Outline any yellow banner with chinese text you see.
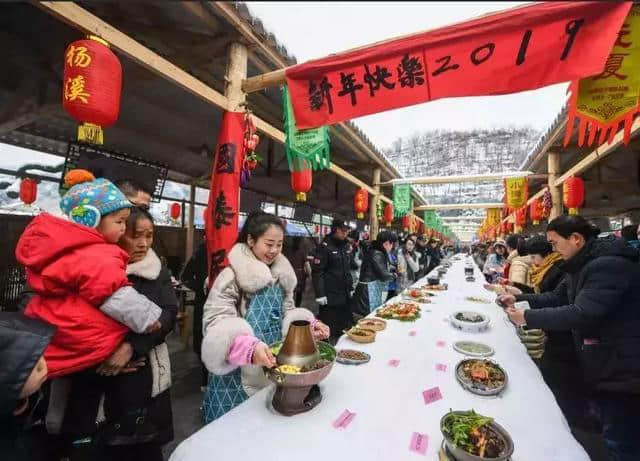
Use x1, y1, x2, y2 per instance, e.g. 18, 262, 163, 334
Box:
565, 5, 640, 147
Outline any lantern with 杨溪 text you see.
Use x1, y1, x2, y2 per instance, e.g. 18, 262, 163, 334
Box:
530, 198, 543, 225
563, 176, 585, 215
354, 188, 368, 220
19, 178, 37, 205
62, 36, 122, 145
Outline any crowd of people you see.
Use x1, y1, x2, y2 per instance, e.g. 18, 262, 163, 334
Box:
4, 167, 639, 460
0, 168, 455, 460
471, 216, 640, 461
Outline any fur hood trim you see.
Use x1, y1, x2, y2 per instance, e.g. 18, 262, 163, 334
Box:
227, 243, 296, 294
126, 248, 162, 280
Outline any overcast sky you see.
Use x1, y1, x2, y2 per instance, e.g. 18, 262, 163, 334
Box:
246, 1, 568, 149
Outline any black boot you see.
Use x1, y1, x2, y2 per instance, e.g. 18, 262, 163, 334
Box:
97, 407, 158, 446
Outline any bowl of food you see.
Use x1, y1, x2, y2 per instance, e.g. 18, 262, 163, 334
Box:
427, 276, 440, 286
464, 267, 474, 276
357, 318, 387, 331
455, 359, 508, 396
336, 349, 371, 365
345, 327, 376, 343
440, 410, 514, 461
265, 341, 336, 387
450, 311, 490, 333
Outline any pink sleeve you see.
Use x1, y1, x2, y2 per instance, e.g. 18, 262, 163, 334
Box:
227, 334, 261, 366
310, 318, 320, 328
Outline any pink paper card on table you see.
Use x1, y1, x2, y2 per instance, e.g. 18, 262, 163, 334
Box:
409, 330, 417, 336
422, 386, 443, 405
436, 340, 446, 348
332, 409, 356, 430
388, 359, 400, 367
409, 432, 429, 455
436, 363, 447, 372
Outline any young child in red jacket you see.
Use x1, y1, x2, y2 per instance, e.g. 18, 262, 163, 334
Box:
16, 170, 162, 379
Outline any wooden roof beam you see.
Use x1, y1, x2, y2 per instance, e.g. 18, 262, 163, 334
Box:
415, 203, 504, 211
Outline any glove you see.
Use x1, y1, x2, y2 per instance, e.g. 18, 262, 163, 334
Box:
349, 290, 355, 298
316, 297, 328, 306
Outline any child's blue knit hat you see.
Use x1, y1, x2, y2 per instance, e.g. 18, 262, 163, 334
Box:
60, 169, 132, 228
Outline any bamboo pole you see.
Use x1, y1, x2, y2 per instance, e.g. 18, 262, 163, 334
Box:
185, 183, 196, 261
382, 171, 535, 186
415, 203, 504, 211
369, 168, 381, 240
547, 151, 563, 219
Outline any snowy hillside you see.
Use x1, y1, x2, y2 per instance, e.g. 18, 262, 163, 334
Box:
384, 127, 541, 217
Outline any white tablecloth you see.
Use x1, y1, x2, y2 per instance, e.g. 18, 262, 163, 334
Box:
170, 255, 588, 461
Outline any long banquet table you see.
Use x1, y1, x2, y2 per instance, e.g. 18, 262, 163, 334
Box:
170, 255, 589, 460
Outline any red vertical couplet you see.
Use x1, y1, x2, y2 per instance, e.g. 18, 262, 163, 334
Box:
205, 111, 245, 288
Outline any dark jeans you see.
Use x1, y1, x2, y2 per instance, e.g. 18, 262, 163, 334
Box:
593, 393, 640, 461
193, 299, 208, 387
318, 303, 354, 344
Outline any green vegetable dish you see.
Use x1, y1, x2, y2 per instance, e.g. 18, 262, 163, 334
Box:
442, 410, 506, 458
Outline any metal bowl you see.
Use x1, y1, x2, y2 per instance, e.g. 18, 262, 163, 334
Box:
455, 359, 508, 396
265, 341, 335, 388
440, 411, 515, 461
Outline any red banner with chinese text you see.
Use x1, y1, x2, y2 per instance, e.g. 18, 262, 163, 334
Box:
205, 111, 244, 289
285, 2, 631, 130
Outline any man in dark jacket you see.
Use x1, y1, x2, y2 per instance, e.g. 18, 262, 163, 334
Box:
500, 215, 640, 461
0, 312, 56, 461
414, 235, 430, 279
312, 219, 357, 344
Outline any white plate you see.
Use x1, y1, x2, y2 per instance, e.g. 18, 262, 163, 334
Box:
453, 340, 494, 357
450, 311, 490, 332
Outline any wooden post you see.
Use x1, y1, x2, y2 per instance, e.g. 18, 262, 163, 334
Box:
185, 183, 196, 261
548, 151, 563, 219
369, 168, 381, 240
225, 42, 248, 110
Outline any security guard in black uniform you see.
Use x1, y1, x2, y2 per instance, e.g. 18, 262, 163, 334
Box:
312, 219, 357, 344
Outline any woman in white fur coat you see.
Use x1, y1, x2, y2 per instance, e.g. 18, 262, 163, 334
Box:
201, 212, 330, 423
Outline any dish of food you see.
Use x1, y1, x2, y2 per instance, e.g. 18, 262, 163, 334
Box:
275, 364, 301, 374
450, 311, 490, 333
345, 327, 376, 343
453, 341, 494, 357
455, 312, 485, 323
441, 410, 513, 460
357, 318, 387, 331
336, 349, 371, 365
422, 283, 447, 291
465, 296, 492, 304
300, 359, 331, 373
376, 302, 421, 321
456, 359, 507, 395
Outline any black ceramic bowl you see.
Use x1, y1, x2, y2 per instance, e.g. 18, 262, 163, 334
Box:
427, 276, 440, 286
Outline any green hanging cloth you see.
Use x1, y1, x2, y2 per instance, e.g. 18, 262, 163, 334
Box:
393, 184, 412, 217
423, 210, 438, 229
283, 85, 331, 171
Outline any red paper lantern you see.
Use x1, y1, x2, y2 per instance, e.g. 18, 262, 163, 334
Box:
402, 215, 411, 231
384, 203, 394, 226
291, 169, 312, 202
63, 36, 122, 144
529, 199, 543, 225
563, 176, 585, 215
515, 207, 527, 227
19, 178, 37, 205
170, 202, 181, 220
353, 188, 369, 220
